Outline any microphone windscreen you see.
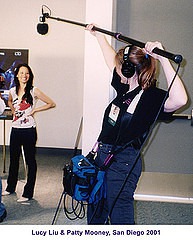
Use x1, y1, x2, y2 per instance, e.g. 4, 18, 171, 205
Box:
37, 23, 49, 35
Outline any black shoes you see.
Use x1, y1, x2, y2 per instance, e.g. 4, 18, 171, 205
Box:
0, 210, 7, 223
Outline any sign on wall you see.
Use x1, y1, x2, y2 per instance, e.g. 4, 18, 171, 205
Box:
0, 49, 28, 108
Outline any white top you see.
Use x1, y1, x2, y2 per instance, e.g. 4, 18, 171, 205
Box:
10, 86, 37, 128
127, 89, 144, 114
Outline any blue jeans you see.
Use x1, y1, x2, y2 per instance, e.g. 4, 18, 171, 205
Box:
0, 178, 6, 217
87, 143, 142, 225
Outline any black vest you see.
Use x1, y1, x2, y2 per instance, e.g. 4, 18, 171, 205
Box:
97, 69, 173, 145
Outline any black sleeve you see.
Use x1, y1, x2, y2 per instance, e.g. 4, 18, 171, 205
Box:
157, 92, 175, 122
158, 108, 175, 122
140, 87, 175, 122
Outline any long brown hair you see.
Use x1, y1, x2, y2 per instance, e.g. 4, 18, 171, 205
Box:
115, 46, 157, 89
14, 63, 34, 105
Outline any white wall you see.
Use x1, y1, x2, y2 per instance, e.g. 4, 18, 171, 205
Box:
0, 0, 115, 151
0, 0, 85, 148
82, 0, 114, 154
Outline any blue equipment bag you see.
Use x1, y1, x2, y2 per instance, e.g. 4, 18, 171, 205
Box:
63, 154, 106, 204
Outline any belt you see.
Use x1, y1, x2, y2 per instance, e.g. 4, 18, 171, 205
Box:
99, 139, 141, 153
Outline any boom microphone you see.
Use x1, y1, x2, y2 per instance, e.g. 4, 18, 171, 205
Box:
37, 5, 183, 63
37, 23, 48, 35
37, 13, 49, 35
37, 6, 50, 35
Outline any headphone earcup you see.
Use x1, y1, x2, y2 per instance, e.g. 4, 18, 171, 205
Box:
121, 61, 135, 78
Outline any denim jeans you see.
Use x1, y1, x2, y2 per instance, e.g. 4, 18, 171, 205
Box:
0, 178, 6, 217
87, 143, 142, 225
6, 127, 37, 199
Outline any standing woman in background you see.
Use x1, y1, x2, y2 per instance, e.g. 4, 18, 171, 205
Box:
2, 63, 56, 202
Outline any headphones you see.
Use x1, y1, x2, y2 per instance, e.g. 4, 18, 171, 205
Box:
121, 45, 136, 78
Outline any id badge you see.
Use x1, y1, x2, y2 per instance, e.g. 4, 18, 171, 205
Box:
108, 104, 120, 126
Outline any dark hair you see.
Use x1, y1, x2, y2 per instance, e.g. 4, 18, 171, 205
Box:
115, 46, 156, 89
14, 63, 34, 105
0, 76, 5, 89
